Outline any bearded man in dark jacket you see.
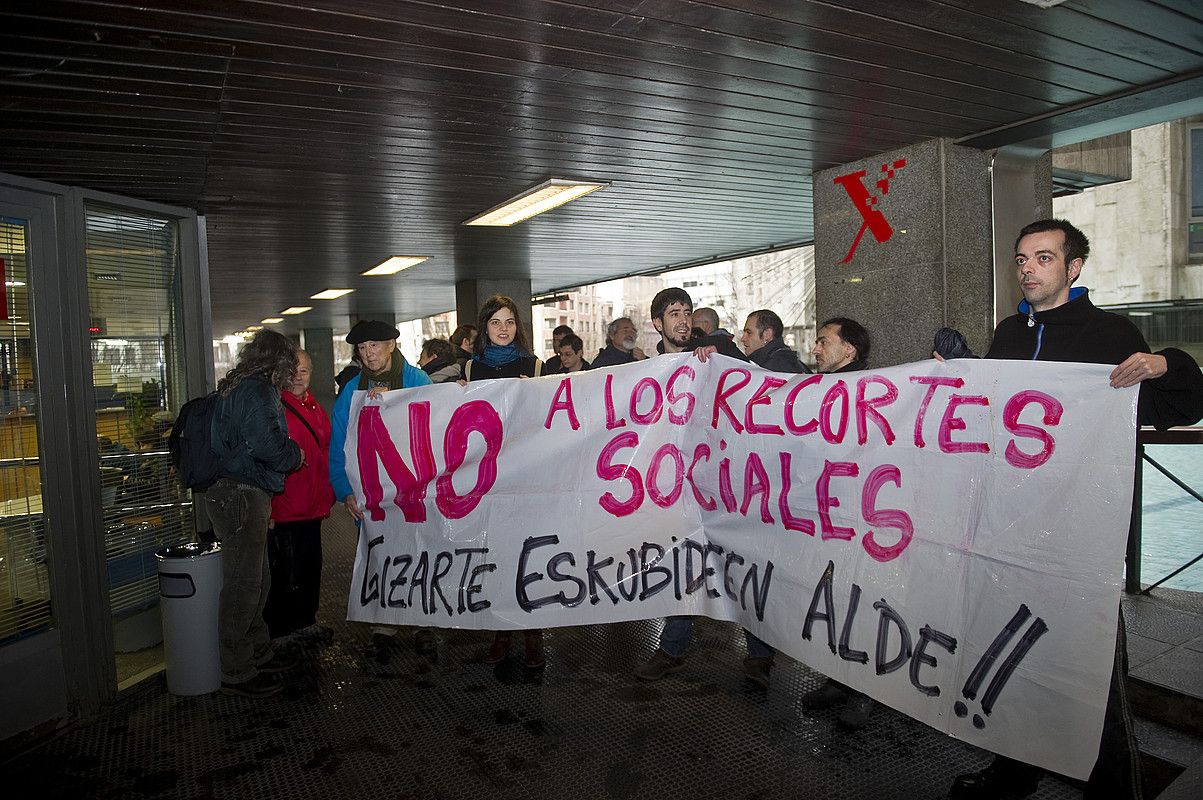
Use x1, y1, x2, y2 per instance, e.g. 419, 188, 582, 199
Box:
633, 287, 779, 688
948, 219, 1203, 800
593, 316, 647, 368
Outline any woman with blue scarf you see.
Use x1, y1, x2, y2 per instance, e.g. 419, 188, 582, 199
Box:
466, 295, 545, 667
464, 295, 542, 381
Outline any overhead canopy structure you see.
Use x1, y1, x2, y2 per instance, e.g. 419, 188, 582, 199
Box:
2, 0, 1202, 335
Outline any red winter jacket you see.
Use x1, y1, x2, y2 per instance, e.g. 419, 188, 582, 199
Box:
271, 389, 335, 522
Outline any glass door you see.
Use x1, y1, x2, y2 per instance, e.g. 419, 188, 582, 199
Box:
0, 214, 51, 646
83, 203, 192, 686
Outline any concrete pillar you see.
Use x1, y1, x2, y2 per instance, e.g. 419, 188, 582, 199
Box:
300, 327, 335, 414
453, 225, 532, 340
814, 137, 1049, 366
991, 146, 1053, 323
455, 278, 534, 349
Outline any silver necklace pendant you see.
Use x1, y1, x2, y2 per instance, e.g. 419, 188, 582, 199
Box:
1027, 316, 1035, 328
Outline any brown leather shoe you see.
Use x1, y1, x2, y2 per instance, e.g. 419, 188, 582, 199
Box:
743, 657, 773, 689
220, 672, 282, 698
633, 649, 685, 681
485, 632, 512, 664
523, 630, 545, 668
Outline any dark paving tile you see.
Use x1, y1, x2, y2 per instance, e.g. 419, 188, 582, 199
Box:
1127, 633, 1176, 670
1158, 757, 1203, 800
1123, 597, 1203, 646
4, 513, 1084, 800
1131, 646, 1203, 699
1134, 717, 1203, 769
1184, 635, 1203, 654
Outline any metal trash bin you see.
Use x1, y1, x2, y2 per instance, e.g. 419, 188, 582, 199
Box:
156, 541, 223, 695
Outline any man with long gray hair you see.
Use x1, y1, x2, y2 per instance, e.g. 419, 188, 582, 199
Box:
592, 317, 647, 368
205, 330, 304, 698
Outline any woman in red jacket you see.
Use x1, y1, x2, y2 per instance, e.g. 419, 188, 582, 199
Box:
264, 351, 336, 639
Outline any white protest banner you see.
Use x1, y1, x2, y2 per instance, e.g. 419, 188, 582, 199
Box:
344, 355, 1137, 779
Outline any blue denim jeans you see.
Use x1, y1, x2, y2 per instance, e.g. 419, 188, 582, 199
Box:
203, 478, 275, 683
659, 615, 775, 660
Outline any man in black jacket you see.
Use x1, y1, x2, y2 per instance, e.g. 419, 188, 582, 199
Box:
740, 309, 811, 373
649, 287, 746, 359
799, 315, 879, 729
593, 317, 647, 368
634, 287, 778, 687
949, 219, 1203, 800
542, 324, 574, 374
810, 317, 870, 374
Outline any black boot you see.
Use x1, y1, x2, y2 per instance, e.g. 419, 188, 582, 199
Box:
949, 756, 1041, 800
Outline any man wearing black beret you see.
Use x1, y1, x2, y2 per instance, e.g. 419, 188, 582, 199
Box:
330, 319, 430, 517
329, 320, 432, 656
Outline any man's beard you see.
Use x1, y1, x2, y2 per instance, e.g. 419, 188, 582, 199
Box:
663, 330, 691, 349
621, 337, 638, 350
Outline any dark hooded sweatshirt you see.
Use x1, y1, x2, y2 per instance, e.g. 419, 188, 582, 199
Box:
986, 287, 1203, 430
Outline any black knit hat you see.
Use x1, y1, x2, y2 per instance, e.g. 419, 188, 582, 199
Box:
346, 320, 399, 345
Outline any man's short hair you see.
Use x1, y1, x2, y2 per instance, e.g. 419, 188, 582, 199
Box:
552, 324, 574, 338
558, 333, 583, 354
450, 324, 476, 348
421, 338, 456, 363
693, 307, 719, 330
748, 309, 784, 340
651, 287, 693, 320
820, 317, 871, 362
1015, 219, 1090, 265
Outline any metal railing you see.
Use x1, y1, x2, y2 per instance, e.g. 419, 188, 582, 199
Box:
1126, 427, 1203, 594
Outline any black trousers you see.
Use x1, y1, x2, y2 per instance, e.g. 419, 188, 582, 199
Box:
263, 517, 324, 639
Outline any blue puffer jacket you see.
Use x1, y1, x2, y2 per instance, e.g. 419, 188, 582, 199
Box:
212, 376, 302, 493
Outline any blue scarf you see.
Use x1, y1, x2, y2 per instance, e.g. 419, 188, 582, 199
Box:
479, 343, 521, 368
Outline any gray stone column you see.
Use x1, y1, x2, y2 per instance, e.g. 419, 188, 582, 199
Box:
455, 278, 534, 349
814, 137, 1048, 367
300, 327, 335, 414
815, 138, 991, 366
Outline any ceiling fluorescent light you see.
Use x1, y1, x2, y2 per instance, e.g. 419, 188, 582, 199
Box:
245, 325, 263, 331
280, 306, 312, 315
464, 179, 608, 226
363, 256, 427, 276
261, 317, 284, 324
310, 288, 354, 300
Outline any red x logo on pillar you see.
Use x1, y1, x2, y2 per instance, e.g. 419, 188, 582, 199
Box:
832, 159, 907, 264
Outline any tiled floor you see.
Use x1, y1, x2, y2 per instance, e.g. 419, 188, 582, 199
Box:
1124, 589, 1203, 700
5, 514, 1085, 800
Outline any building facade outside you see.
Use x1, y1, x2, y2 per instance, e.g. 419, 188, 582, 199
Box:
1053, 117, 1203, 362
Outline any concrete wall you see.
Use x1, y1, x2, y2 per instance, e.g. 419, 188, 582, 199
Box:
1054, 119, 1203, 303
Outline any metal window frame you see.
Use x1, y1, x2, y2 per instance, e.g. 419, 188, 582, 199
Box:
0, 172, 210, 725
1188, 123, 1203, 261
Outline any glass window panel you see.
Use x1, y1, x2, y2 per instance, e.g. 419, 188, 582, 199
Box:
84, 203, 191, 684
0, 215, 51, 643
1190, 222, 1203, 258
1192, 127, 1203, 219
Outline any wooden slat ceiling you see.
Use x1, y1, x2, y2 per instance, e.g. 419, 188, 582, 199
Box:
2, 0, 1203, 335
